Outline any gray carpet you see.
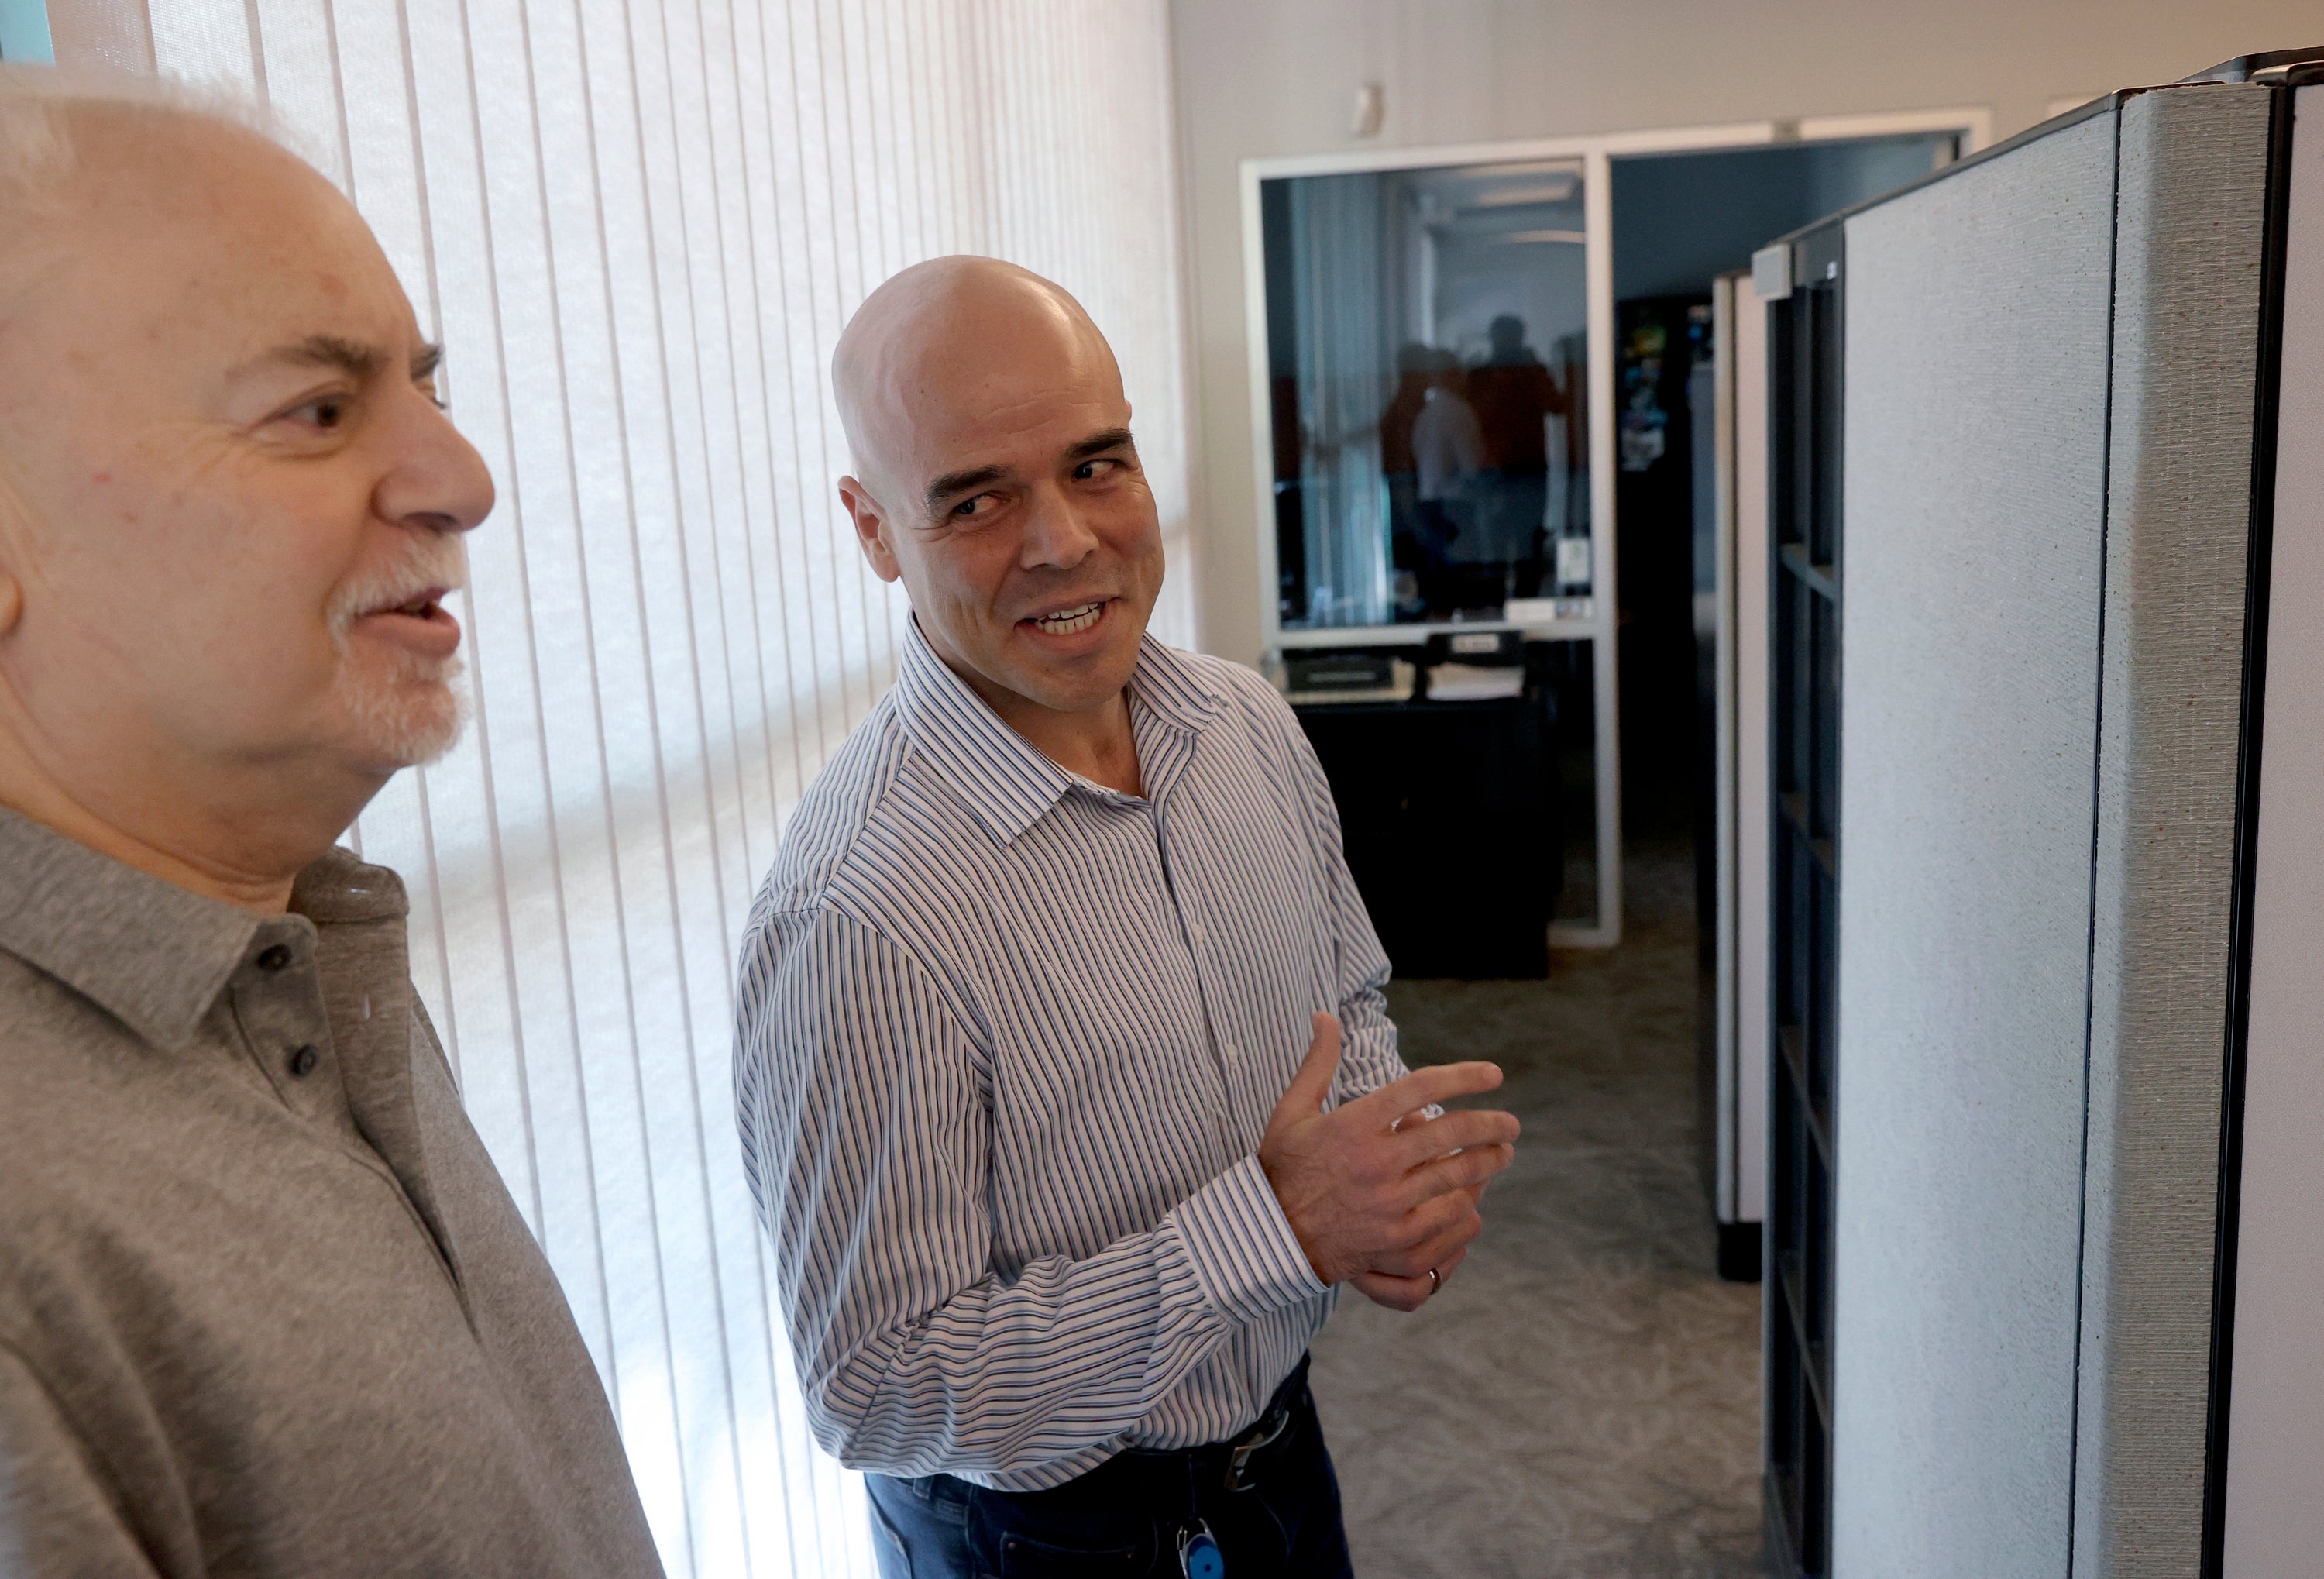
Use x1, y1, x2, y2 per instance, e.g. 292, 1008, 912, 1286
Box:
1310, 848, 1765, 1577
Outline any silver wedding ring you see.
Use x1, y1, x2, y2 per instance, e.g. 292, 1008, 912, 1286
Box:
1425, 1266, 1441, 1295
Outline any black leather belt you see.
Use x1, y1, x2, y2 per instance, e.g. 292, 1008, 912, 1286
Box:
1093, 1356, 1312, 1497
915, 1357, 1316, 1521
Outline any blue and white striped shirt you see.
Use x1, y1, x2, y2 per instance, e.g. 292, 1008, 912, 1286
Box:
733, 621, 1411, 1491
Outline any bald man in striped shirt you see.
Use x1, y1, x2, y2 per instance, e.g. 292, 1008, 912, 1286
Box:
733, 257, 1520, 1579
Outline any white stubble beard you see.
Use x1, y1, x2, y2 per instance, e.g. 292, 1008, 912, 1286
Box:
323, 532, 473, 769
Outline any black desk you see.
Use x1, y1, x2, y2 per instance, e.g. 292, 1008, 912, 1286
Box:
1293, 679, 1561, 979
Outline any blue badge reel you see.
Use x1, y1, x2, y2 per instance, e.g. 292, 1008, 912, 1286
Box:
1177, 1521, 1225, 1579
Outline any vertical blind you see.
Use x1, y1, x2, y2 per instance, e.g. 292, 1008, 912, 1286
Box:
1284, 172, 1394, 628
47, 1, 1197, 1574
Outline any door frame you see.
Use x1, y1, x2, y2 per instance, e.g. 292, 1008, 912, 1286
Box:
1238, 105, 1989, 949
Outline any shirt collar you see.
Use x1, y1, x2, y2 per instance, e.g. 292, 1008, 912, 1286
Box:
0, 806, 407, 1051
892, 617, 1228, 847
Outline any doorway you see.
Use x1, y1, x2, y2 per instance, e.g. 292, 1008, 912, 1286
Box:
1239, 108, 1985, 1575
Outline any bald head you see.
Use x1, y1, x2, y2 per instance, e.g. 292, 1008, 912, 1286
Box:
832, 256, 1123, 504
0, 69, 406, 528
0, 67, 294, 315
830, 256, 1164, 731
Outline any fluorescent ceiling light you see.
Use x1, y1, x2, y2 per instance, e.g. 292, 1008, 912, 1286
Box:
1495, 229, 1588, 244
1449, 159, 1583, 181
1472, 181, 1580, 208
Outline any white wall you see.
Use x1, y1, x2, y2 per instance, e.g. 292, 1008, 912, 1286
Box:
1171, 0, 2324, 661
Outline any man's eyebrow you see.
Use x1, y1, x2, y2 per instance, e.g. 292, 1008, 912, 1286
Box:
1065, 427, 1136, 462
257, 336, 445, 383
923, 463, 1009, 513
919, 429, 1137, 514
264, 334, 382, 377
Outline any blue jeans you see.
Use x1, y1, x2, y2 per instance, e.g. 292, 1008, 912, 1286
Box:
865, 1359, 1353, 1578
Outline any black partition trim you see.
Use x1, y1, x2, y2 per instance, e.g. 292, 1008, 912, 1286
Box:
1764, 218, 1844, 1579
2199, 78, 2298, 1579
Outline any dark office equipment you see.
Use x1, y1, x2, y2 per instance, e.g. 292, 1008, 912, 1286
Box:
1285, 651, 1397, 693
1291, 648, 1562, 979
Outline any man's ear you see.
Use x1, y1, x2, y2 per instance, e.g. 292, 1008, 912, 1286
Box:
836, 475, 903, 584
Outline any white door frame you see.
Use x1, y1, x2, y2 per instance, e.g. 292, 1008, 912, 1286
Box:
1239, 106, 1988, 950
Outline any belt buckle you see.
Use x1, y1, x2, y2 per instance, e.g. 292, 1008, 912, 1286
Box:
1222, 1400, 1292, 1492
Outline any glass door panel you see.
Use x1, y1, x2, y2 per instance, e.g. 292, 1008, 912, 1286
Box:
1260, 160, 1591, 631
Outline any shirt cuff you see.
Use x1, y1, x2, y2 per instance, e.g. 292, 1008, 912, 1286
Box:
1173, 1154, 1329, 1324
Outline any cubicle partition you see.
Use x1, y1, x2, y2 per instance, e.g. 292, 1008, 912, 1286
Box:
1703, 270, 1769, 1283
1752, 56, 2322, 1579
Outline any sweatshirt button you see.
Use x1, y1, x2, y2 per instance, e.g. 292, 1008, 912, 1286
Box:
290, 1044, 320, 1078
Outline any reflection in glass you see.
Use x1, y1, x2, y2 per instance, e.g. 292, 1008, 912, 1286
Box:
1262, 160, 1591, 630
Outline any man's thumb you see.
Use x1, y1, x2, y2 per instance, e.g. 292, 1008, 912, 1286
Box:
1272, 1012, 1343, 1121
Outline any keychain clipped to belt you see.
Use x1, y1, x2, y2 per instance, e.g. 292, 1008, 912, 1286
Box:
1176, 1374, 1297, 1574
1176, 1441, 1225, 1578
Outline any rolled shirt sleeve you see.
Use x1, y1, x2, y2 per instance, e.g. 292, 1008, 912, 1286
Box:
734, 907, 1325, 1482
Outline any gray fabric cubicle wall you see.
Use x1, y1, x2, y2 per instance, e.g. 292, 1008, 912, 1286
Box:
2074, 85, 2273, 1578
1831, 84, 2274, 1577
1833, 105, 2115, 1578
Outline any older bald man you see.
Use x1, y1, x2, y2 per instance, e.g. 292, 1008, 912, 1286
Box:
0, 71, 661, 1576
734, 257, 1520, 1577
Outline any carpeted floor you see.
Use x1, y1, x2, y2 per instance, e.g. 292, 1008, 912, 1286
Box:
1309, 845, 1765, 1578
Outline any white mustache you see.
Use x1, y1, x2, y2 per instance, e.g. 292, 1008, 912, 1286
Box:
326, 534, 470, 642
